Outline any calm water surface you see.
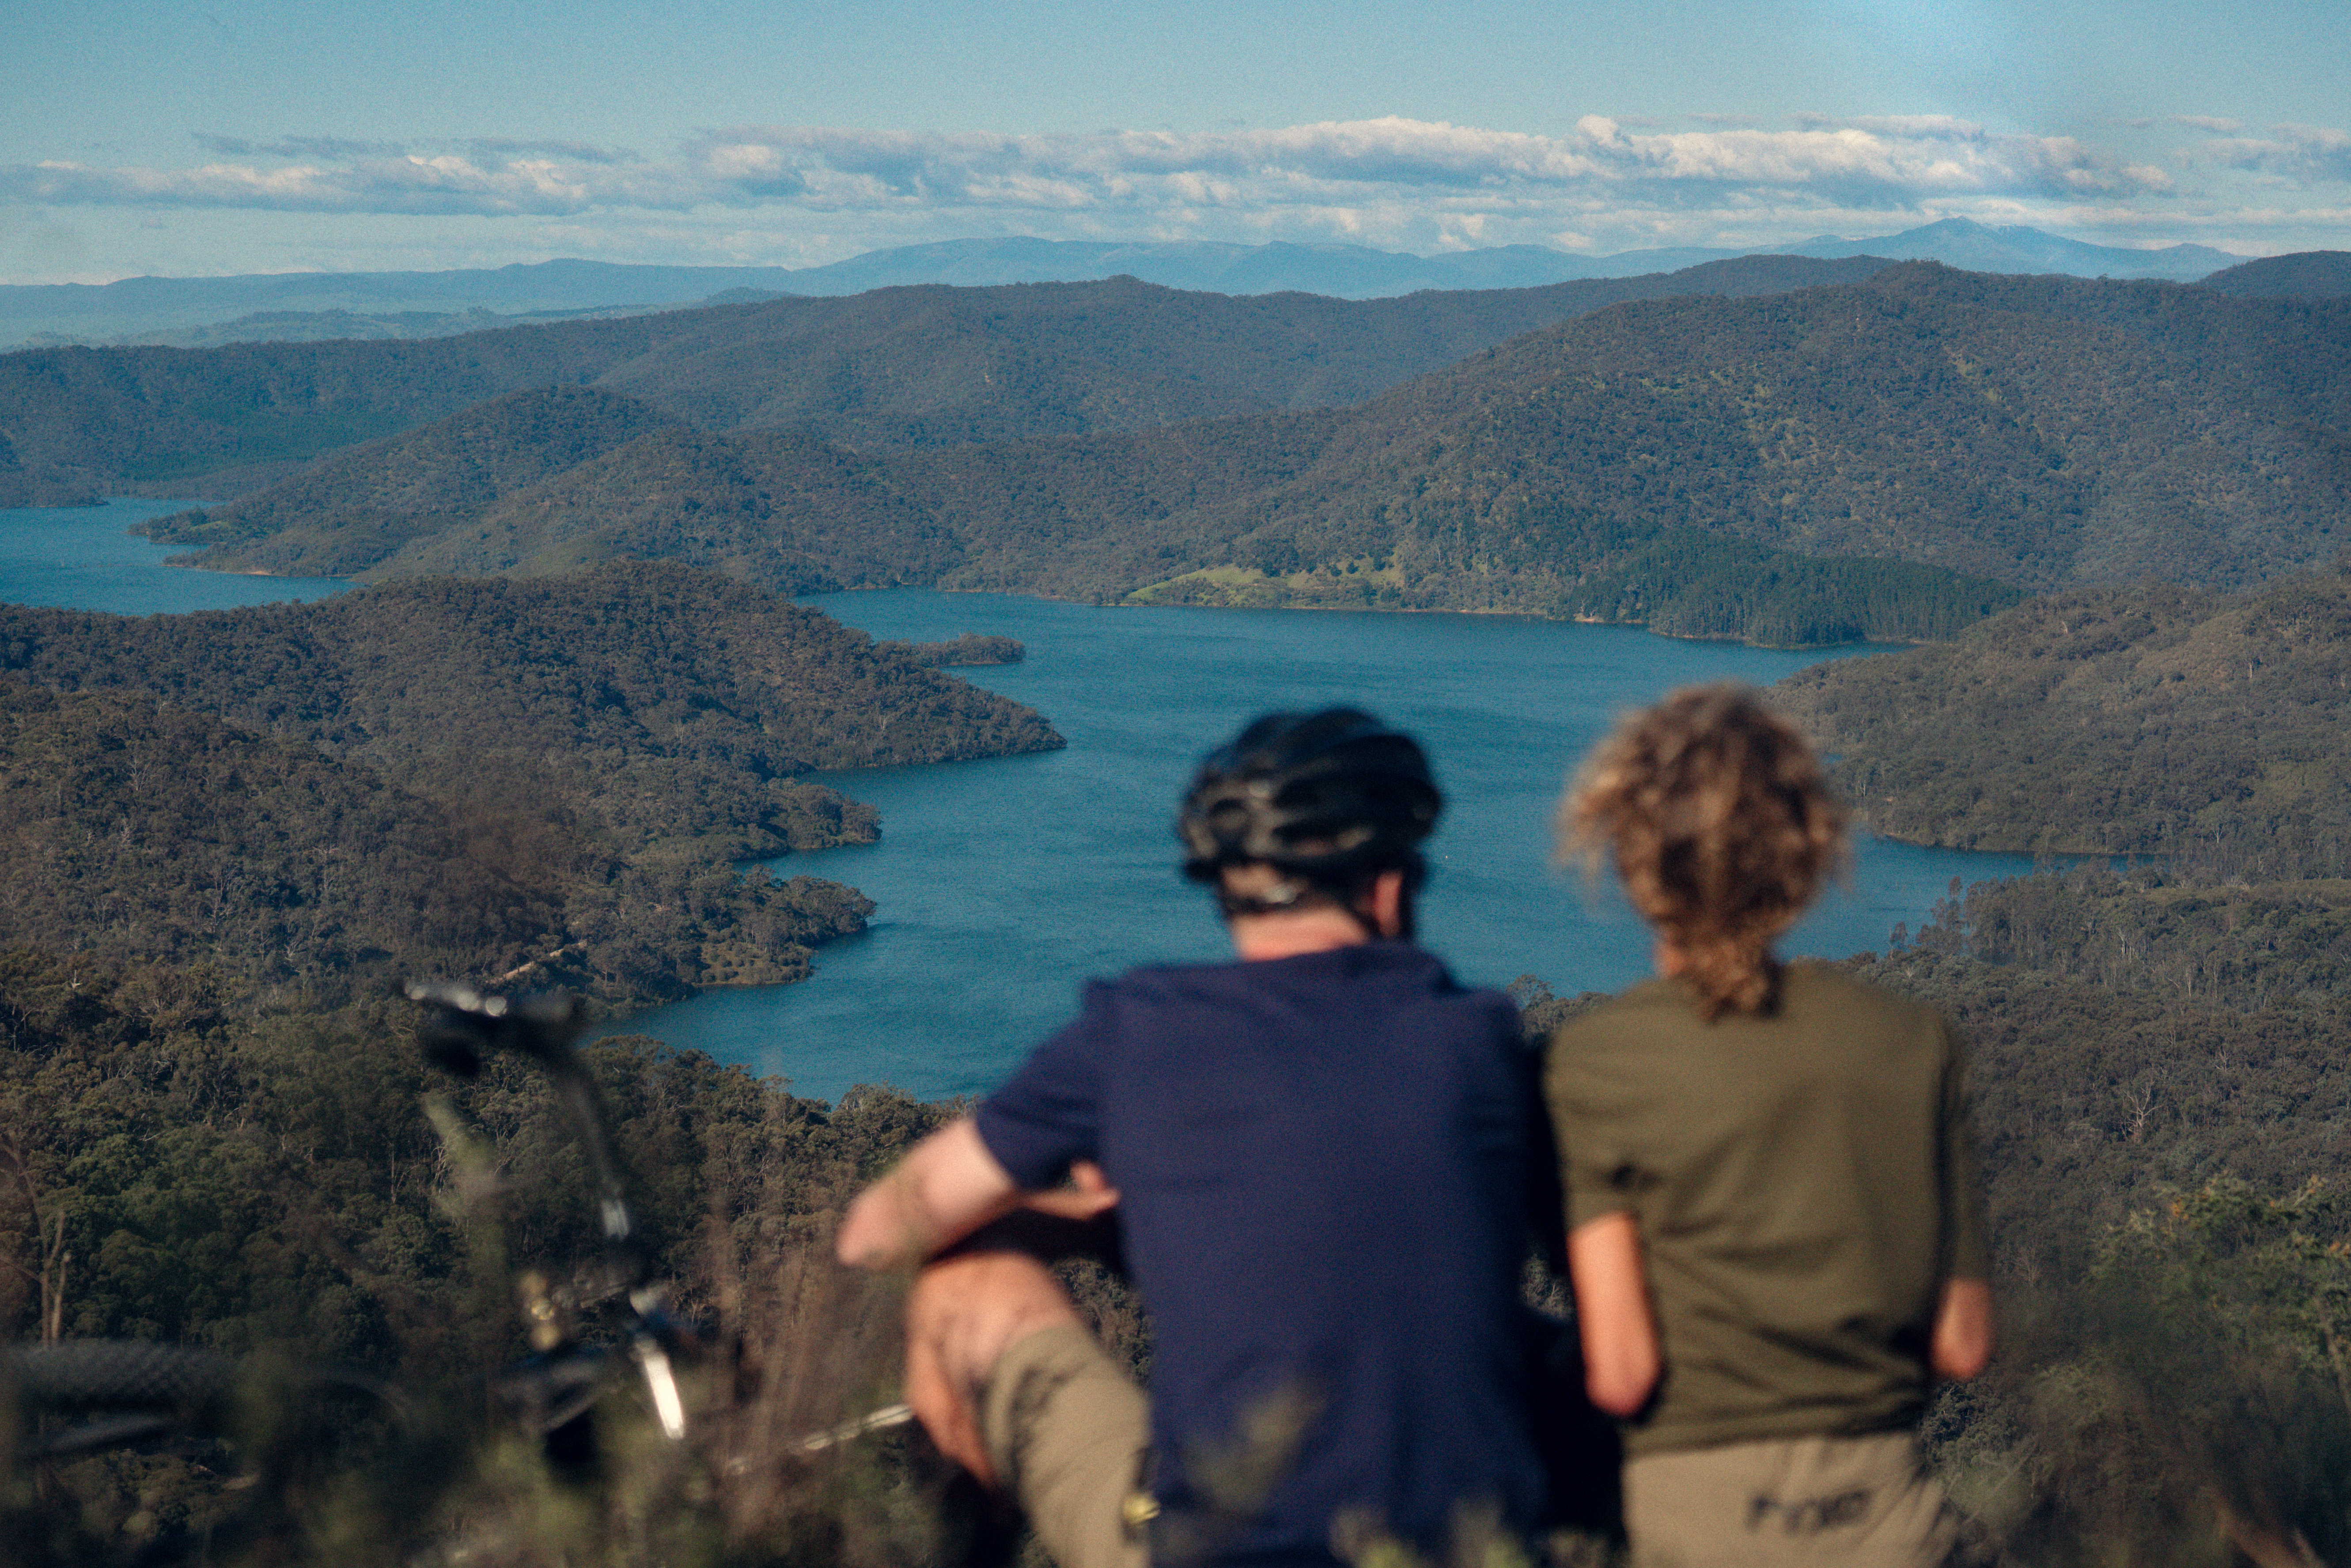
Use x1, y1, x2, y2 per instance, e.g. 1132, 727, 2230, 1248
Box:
610, 591, 2036, 1103
0, 499, 349, 612
0, 507, 2025, 1106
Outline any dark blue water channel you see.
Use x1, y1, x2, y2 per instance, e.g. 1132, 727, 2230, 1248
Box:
611, 590, 2037, 1104
0, 503, 2032, 1106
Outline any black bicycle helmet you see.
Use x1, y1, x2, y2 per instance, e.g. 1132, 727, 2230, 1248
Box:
1177, 709, 1442, 906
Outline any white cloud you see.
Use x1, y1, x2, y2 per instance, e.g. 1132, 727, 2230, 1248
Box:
2196, 123, 2351, 184
3, 115, 2175, 222
2, 115, 2341, 269
0, 140, 713, 219
673, 117, 2167, 214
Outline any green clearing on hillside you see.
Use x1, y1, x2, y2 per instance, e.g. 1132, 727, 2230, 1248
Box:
1134, 529, 2026, 646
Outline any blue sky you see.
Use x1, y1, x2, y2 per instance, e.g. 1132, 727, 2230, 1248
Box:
4, 0, 2346, 282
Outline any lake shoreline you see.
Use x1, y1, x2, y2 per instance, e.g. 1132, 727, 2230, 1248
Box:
1, 508, 2041, 1104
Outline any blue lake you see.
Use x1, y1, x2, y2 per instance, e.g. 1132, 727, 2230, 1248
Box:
0, 503, 2032, 1106
606, 591, 2037, 1104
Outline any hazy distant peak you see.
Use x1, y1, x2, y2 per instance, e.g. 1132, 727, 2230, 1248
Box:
0, 223, 2254, 348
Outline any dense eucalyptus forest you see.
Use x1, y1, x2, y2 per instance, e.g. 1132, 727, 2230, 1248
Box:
4, 252, 2350, 1564
0, 565, 1061, 1010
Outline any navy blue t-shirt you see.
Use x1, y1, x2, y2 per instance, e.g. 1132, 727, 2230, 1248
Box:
974, 941, 1548, 1567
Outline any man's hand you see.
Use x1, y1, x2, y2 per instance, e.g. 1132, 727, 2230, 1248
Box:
903, 1250, 1087, 1487
837, 1117, 1025, 1271
1019, 1159, 1121, 1222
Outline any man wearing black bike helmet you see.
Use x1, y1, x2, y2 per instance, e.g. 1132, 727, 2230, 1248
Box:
839, 709, 1552, 1568
1177, 707, 1439, 933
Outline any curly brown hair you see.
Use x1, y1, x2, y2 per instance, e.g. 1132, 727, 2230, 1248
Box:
1560, 684, 1848, 1019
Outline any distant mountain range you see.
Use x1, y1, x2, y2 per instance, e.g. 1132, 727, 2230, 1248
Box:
1, 219, 2289, 348
132, 264, 2351, 648
14, 299, 721, 351
11, 248, 2347, 648
0, 254, 1890, 504
770, 220, 2249, 297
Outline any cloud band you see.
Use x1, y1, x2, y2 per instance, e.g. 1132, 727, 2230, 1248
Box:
3, 114, 2199, 221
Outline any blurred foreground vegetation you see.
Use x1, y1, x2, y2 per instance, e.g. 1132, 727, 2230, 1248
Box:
0, 946, 1000, 1565
19, 872, 2342, 1566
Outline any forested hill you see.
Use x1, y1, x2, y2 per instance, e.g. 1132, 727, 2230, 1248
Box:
2197, 249, 2351, 299
163, 263, 2347, 647
0, 563, 1063, 1004
152, 385, 685, 574
0, 255, 1889, 505
1772, 564, 2351, 874
0, 561, 1060, 857
0, 681, 704, 1005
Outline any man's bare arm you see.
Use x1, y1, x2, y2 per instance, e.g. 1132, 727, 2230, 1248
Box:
1567, 1210, 1661, 1417
836, 1117, 1024, 1271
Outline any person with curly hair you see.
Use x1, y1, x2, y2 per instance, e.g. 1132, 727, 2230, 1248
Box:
1548, 684, 1993, 1568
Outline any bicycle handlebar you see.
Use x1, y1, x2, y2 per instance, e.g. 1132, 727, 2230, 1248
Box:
8, 1339, 239, 1411
407, 982, 644, 1268
406, 981, 691, 1440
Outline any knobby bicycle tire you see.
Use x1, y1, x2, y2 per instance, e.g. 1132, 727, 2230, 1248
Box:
7, 1340, 240, 1412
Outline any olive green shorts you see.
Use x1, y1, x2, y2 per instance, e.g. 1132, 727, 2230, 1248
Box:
1622, 1431, 1953, 1568
980, 1322, 1152, 1568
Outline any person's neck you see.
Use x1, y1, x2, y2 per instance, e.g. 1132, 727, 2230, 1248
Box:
1229, 907, 1381, 962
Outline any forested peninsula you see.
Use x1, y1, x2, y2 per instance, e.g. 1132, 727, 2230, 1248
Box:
1773, 566, 2351, 873
0, 562, 1061, 1006
123, 263, 2350, 648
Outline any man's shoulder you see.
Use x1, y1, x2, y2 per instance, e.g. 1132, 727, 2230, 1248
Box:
1092, 946, 1520, 1057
